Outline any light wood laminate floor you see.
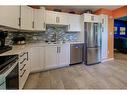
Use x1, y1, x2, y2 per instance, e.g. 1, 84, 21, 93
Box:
24, 52, 127, 89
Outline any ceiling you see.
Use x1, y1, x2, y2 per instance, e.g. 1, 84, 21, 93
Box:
44, 5, 122, 14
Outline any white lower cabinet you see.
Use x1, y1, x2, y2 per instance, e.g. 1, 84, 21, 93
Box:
19, 52, 30, 89
45, 44, 70, 69
30, 46, 44, 72
45, 46, 58, 70
29, 44, 70, 73
58, 44, 70, 67
18, 44, 70, 89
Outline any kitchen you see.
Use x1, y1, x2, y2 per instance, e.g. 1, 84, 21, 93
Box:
0, 5, 124, 89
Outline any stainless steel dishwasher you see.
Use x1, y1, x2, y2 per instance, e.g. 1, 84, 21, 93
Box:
70, 43, 84, 65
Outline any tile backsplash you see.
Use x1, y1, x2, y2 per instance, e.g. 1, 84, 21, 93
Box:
6, 25, 79, 45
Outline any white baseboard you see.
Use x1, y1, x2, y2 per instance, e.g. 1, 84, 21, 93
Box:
102, 58, 114, 62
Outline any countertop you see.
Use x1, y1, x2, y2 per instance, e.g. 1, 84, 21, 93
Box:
0, 41, 84, 56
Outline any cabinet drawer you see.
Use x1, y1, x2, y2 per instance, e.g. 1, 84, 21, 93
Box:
19, 67, 29, 89
19, 58, 27, 68
19, 63, 26, 73
19, 52, 27, 58
19, 69, 26, 89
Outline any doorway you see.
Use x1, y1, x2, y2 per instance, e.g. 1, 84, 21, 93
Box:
114, 16, 127, 60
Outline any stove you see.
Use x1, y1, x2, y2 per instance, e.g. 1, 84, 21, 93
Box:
0, 55, 18, 71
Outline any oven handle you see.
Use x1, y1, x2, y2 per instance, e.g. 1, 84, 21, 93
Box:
0, 62, 18, 77
20, 70, 26, 78
20, 64, 26, 71
0, 82, 5, 86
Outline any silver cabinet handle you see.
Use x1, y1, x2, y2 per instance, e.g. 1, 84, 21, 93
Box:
59, 47, 61, 53
20, 52, 26, 57
27, 52, 28, 61
57, 47, 60, 53
20, 64, 26, 71
18, 17, 21, 26
20, 58, 26, 64
43, 22, 46, 29
20, 70, 26, 78
32, 21, 34, 28
57, 47, 58, 53
69, 24, 70, 29
58, 47, 60, 53
56, 17, 57, 23
58, 17, 60, 23
91, 16, 94, 21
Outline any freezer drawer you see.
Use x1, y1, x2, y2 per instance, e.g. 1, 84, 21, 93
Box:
87, 47, 101, 65
70, 44, 84, 65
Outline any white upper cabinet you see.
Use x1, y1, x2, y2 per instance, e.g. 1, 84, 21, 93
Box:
83, 13, 100, 23
33, 7, 46, 31
45, 10, 55, 25
20, 6, 33, 31
56, 12, 68, 25
45, 10, 68, 25
0, 6, 20, 29
67, 14, 81, 32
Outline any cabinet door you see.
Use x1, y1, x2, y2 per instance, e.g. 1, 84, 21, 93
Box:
84, 13, 100, 23
29, 47, 39, 72
29, 47, 44, 72
20, 6, 33, 31
58, 44, 70, 67
56, 12, 68, 25
45, 10, 55, 24
45, 46, 58, 69
101, 14, 108, 60
68, 14, 81, 32
33, 7, 46, 31
84, 13, 92, 22
0, 6, 20, 29
39, 47, 45, 70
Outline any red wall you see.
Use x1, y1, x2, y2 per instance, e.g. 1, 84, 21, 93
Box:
95, 8, 113, 16
113, 6, 127, 19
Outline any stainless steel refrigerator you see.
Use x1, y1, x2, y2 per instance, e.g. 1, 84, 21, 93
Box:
84, 22, 101, 65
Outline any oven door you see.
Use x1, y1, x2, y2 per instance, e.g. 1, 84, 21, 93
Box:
6, 63, 19, 89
